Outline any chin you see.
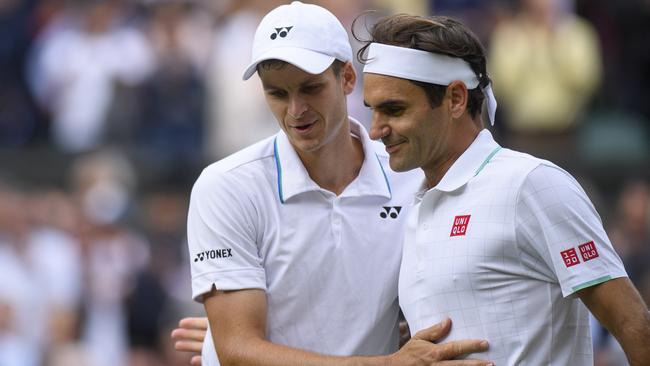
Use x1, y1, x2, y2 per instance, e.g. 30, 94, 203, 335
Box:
389, 154, 421, 172
388, 159, 410, 172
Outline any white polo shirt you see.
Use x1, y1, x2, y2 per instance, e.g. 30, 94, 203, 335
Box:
399, 129, 627, 366
188, 119, 423, 365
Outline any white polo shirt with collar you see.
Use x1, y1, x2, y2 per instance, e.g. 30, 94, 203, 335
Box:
399, 129, 627, 366
188, 119, 423, 365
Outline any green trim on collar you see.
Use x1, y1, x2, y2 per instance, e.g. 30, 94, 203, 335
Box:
474, 146, 502, 177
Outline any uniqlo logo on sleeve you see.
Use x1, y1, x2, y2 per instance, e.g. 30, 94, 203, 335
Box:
450, 215, 471, 237
579, 241, 599, 262
561, 248, 580, 267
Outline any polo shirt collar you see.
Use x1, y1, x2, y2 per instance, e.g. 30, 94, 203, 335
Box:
274, 118, 392, 203
416, 129, 501, 199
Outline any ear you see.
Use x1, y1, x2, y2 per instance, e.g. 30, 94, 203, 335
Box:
447, 80, 468, 119
341, 61, 357, 95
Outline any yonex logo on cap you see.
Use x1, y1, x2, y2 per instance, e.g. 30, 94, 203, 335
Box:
270, 26, 293, 40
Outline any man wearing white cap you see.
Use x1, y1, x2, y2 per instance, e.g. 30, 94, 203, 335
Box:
362, 14, 650, 366
186, 2, 492, 366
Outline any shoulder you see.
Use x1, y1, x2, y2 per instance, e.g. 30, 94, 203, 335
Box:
518, 162, 588, 205
483, 148, 547, 184
192, 135, 277, 197
486, 148, 585, 197
496, 152, 593, 216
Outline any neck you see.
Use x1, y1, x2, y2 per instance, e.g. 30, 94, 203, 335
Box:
424, 117, 482, 189
297, 119, 364, 195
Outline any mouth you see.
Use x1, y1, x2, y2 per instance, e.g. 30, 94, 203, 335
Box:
290, 120, 317, 134
383, 139, 406, 154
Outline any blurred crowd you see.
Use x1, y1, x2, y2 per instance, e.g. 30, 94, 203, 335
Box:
0, 0, 649, 365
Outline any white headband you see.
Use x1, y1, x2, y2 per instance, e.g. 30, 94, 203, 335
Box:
363, 42, 497, 125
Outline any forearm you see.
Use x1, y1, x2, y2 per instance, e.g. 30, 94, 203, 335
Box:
580, 278, 650, 366
609, 307, 650, 366
215, 336, 390, 366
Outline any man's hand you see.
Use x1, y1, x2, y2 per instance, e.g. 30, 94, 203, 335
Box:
388, 318, 492, 366
171, 317, 208, 366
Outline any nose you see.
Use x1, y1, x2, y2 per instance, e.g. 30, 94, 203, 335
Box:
287, 95, 308, 120
369, 112, 390, 141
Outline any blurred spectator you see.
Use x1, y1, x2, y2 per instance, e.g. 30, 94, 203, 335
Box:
428, 0, 514, 46
125, 186, 190, 366
0, 183, 41, 366
489, 0, 601, 154
135, 0, 212, 176
0, 0, 46, 147
69, 150, 149, 366
577, 0, 650, 121
25, 189, 84, 365
29, 0, 154, 152
205, 0, 281, 159
608, 180, 650, 284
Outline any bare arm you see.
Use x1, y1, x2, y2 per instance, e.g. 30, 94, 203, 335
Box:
578, 277, 650, 366
204, 288, 492, 366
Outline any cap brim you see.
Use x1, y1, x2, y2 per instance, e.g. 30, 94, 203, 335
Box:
242, 47, 336, 80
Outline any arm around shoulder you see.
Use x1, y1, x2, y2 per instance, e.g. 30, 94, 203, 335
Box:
578, 277, 650, 366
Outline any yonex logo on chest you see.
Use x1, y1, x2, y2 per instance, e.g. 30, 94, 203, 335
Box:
270, 26, 293, 40
380, 206, 402, 219
450, 215, 471, 237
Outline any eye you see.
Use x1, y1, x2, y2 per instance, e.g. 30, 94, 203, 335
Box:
301, 83, 323, 94
382, 105, 405, 117
266, 89, 287, 99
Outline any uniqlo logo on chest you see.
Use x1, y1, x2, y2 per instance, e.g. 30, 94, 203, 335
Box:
561, 248, 580, 267
450, 215, 471, 237
579, 241, 599, 262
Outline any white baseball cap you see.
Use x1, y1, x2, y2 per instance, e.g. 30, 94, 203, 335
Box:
242, 1, 353, 80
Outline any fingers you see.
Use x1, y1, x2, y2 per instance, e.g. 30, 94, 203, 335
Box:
412, 318, 452, 342
434, 359, 494, 366
434, 339, 490, 360
179, 317, 209, 330
171, 328, 207, 342
174, 339, 204, 353
190, 355, 202, 366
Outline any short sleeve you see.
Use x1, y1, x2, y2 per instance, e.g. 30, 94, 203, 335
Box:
187, 168, 266, 302
515, 163, 627, 297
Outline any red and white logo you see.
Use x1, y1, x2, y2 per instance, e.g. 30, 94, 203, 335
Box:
561, 248, 580, 267
579, 241, 599, 262
450, 215, 471, 237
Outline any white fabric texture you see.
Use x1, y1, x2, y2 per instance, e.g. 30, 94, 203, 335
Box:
188, 119, 423, 365
399, 129, 627, 365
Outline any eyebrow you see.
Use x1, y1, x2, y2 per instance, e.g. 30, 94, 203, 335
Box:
365, 99, 406, 109
263, 75, 326, 91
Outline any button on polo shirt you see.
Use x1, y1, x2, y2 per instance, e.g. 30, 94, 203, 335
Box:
188, 118, 423, 365
399, 129, 627, 366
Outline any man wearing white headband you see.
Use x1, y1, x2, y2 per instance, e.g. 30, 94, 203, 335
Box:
362, 14, 650, 366
182, 2, 494, 366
